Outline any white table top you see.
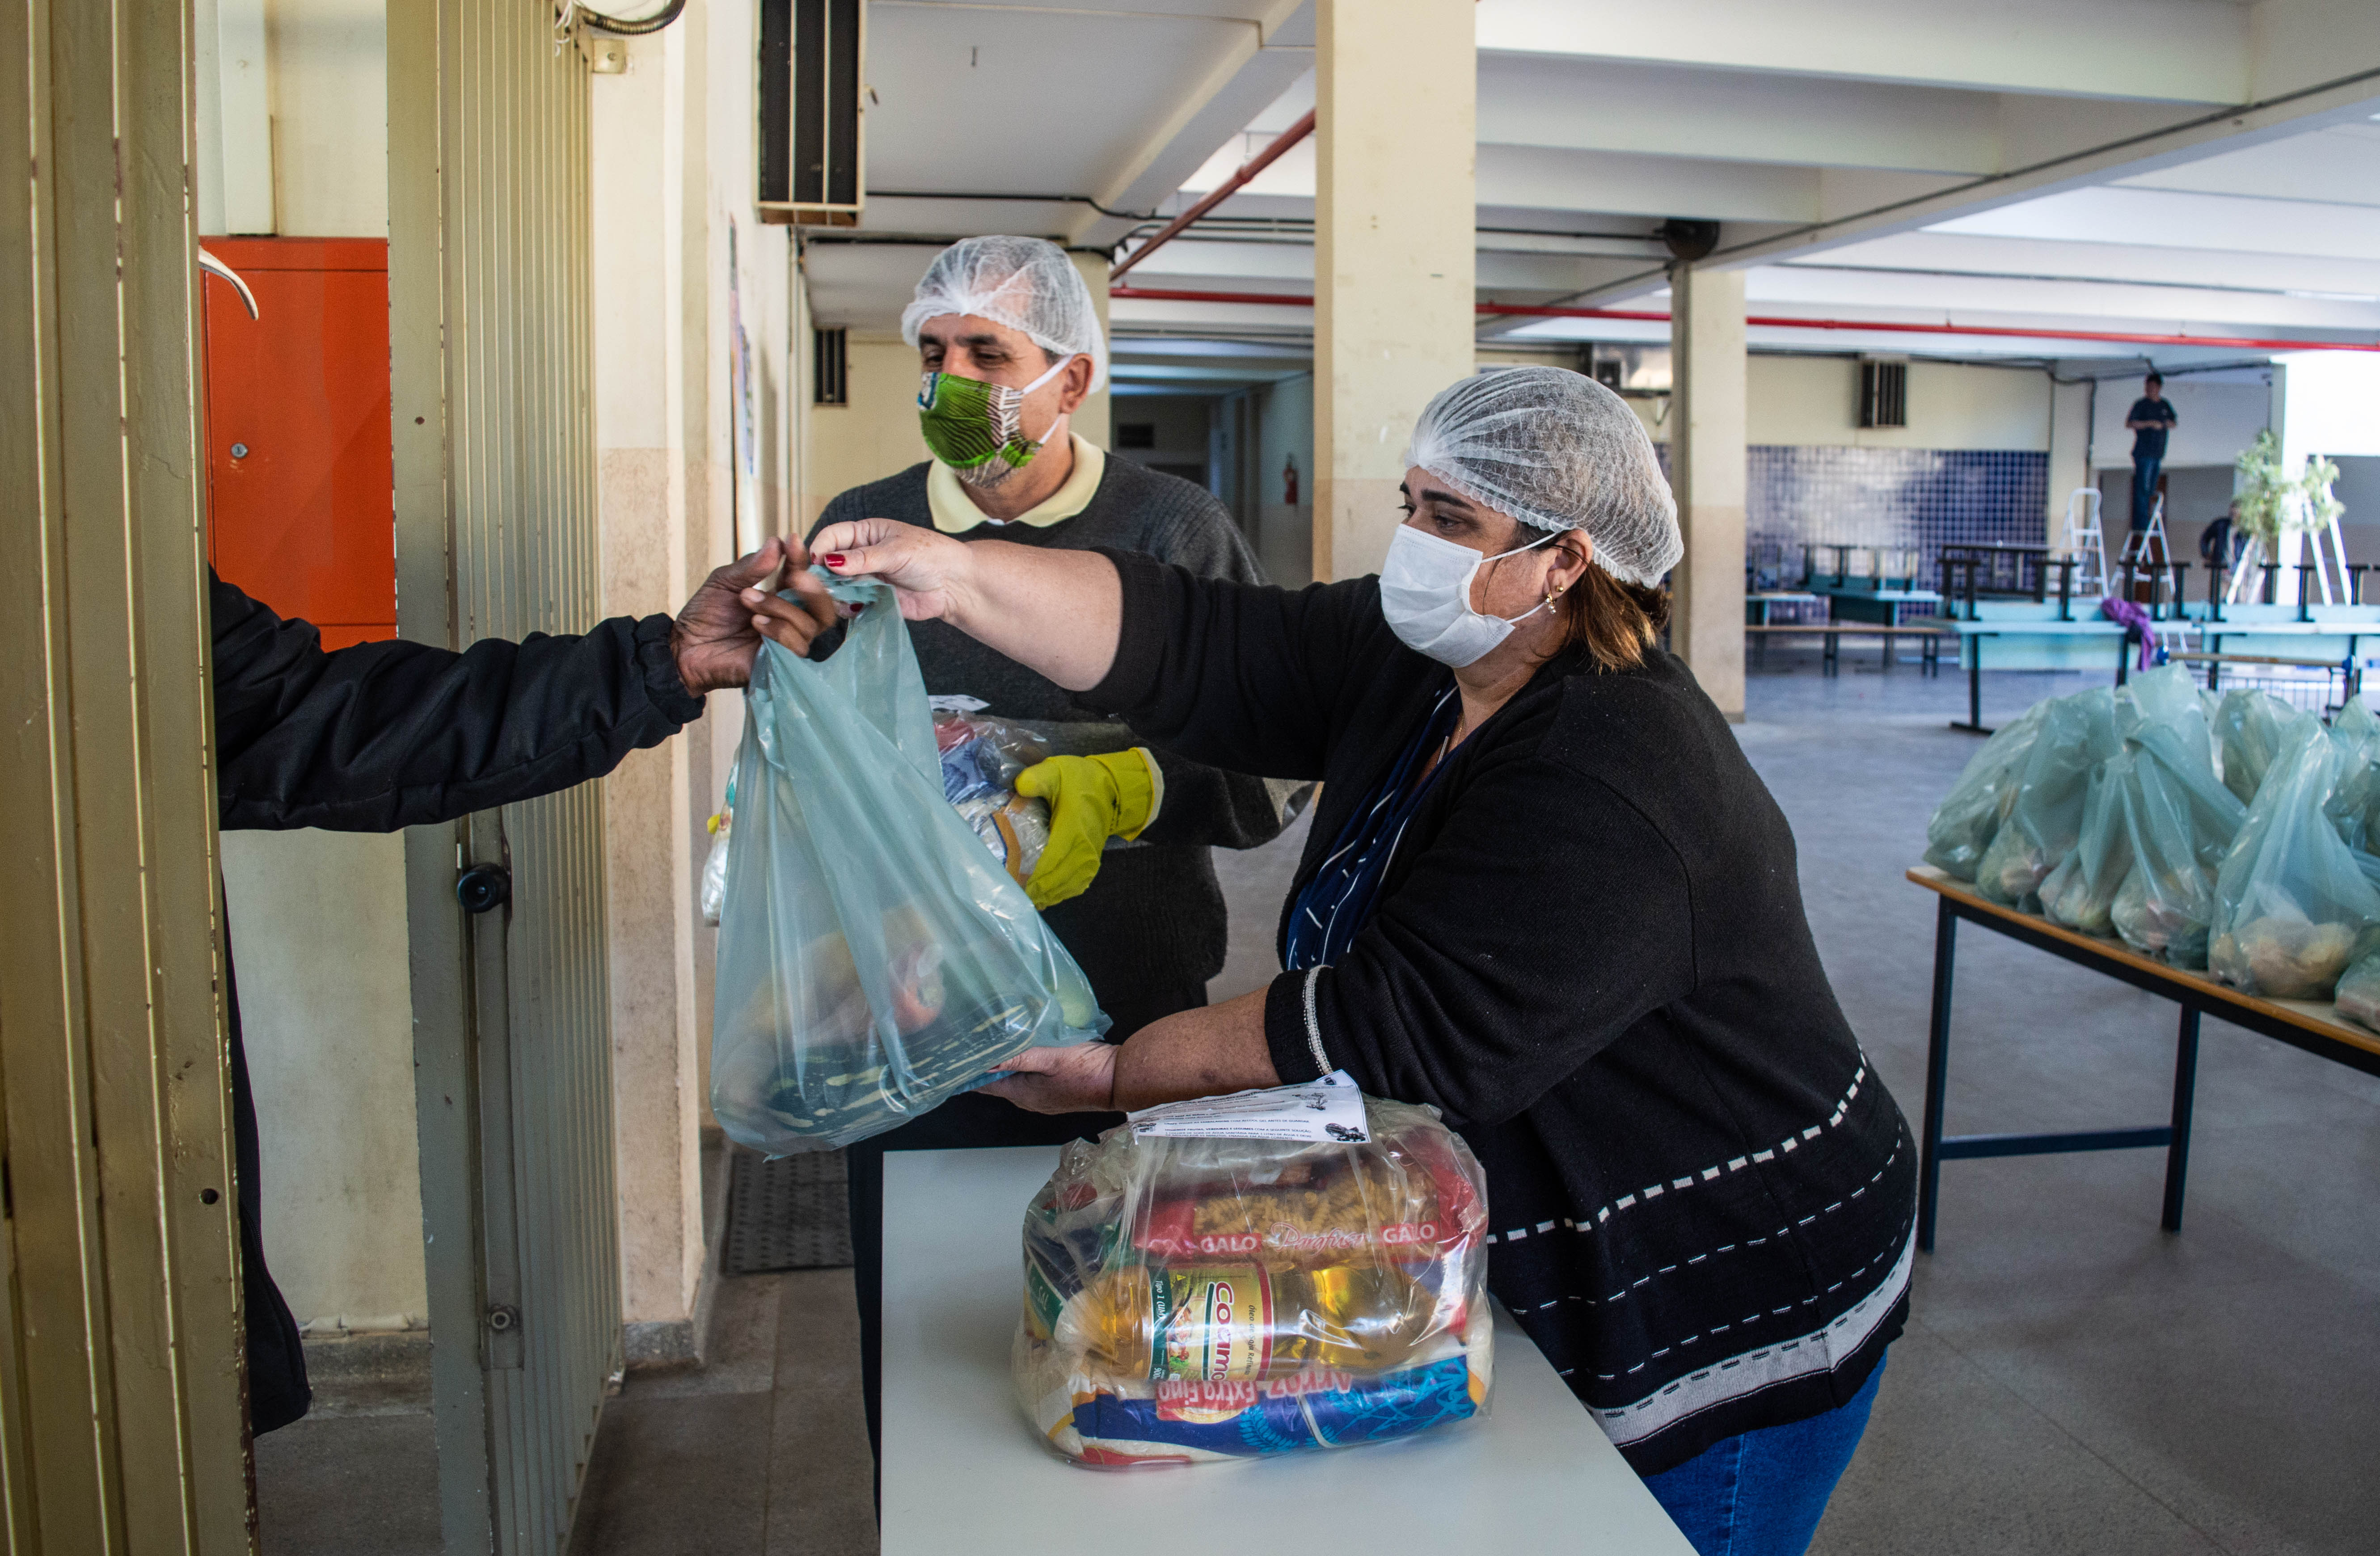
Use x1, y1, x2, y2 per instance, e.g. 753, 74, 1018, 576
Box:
880, 1146, 1694, 1555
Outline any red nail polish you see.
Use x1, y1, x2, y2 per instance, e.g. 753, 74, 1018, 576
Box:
821, 553, 846, 568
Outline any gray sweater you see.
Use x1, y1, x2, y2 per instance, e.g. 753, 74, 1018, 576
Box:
812, 457, 1298, 1017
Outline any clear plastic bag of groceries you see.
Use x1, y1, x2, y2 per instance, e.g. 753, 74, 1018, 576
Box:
2110, 729, 2246, 969
2210, 716, 2380, 999
1013, 1074, 1493, 1468
1923, 704, 2045, 882
2043, 754, 2134, 937
2213, 688, 2303, 806
1975, 687, 2123, 912
932, 698, 1059, 884
709, 573, 1108, 1154
2322, 696, 2380, 854
2334, 941, 2380, 1031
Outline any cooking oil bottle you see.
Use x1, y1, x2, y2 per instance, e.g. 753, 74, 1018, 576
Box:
1069, 1262, 1436, 1382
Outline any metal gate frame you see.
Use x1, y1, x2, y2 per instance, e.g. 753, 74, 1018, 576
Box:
390, 4, 621, 1552
0, 0, 252, 1548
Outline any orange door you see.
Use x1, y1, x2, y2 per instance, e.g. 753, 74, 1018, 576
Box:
201, 237, 394, 650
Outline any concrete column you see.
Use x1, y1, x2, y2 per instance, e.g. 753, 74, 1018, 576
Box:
590, 21, 716, 1370
1312, 0, 1475, 582
2046, 374, 2094, 550
1067, 250, 1113, 448
1670, 265, 1747, 719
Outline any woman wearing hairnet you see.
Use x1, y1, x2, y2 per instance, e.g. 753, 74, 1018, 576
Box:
783, 366, 1914, 1555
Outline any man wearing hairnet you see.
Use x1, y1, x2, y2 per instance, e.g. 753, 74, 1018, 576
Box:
809, 235, 1303, 1472
791, 366, 1915, 1556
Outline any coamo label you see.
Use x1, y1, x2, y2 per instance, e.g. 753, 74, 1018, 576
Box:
1147, 1265, 1276, 1382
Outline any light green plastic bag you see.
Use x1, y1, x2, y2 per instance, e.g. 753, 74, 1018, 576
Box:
709, 572, 1108, 1153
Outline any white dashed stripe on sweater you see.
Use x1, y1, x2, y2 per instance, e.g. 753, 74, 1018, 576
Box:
1588, 1224, 1912, 1447
1484, 1059, 1869, 1247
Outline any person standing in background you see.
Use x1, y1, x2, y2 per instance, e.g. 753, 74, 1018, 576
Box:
2126, 372, 2178, 532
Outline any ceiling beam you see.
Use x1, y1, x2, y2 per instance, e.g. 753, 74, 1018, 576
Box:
1699, 71, 2380, 270
1477, 54, 2192, 177
1475, 0, 2249, 103
1068, 0, 1313, 245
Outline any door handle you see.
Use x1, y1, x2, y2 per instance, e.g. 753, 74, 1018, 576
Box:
456, 863, 512, 915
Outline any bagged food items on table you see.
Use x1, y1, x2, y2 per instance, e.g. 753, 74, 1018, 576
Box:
2334, 943, 2380, 1031
1924, 705, 2046, 881
932, 698, 1060, 884
1975, 687, 2123, 912
2322, 696, 2380, 854
2111, 735, 2246, 968
2209, 717, 2380, 999
1014, 1074, 1492, 1467
2044, 754, 2134, 936
2213, 689, 2307, 806
709, 572, 1108, 1154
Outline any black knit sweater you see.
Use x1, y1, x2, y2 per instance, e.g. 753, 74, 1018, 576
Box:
1084, 556, 1916, 1475
812, 458, 1297, 1006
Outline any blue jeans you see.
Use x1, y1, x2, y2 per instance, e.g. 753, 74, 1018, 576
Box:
2131, 457, 2163, 531
1643, 1354, 1886, 1556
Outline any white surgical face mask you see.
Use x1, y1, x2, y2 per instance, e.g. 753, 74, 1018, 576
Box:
1379, 522, 1561, 668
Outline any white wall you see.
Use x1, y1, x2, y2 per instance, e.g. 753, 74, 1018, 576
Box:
2090, 376, 2271, 471
223, 831, 426, 1333
267, 0, 387, 236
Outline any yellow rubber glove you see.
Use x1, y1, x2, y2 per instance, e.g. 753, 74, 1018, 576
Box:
1013, 749, 1157, 910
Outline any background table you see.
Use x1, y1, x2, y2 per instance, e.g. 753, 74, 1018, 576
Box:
881, 1146, 1694, 1555
1907, 866, 2380, 1250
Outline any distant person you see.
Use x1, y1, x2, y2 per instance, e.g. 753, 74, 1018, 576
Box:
2125, 372, 2178, 532
2199, 503, 2247, 575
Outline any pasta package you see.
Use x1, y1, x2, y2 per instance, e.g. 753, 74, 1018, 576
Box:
1013, 1075, 1494, 1468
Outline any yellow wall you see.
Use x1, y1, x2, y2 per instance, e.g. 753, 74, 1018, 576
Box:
1747, 356, 2049, 451
800, 334, 933, 533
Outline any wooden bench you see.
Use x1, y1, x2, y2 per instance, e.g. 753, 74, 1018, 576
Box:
1744, 622, 1950, 677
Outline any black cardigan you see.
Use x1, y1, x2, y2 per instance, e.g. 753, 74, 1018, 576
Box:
1085, 555, 1916, 1475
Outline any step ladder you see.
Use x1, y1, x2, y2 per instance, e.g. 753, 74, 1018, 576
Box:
2059, 487, 2108, 597
2117, 490, 2169, 572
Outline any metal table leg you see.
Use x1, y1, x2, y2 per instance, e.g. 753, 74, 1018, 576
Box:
1951, 642, 1993, 734
2162, 1005, 2201, 1232
1918, 897, 1957, 1252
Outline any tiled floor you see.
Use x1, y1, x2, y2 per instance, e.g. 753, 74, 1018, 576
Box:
565, 1269, 876, 1556
255, 654, 2380, 1555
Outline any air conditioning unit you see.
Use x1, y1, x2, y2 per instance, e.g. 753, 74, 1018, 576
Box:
758, 0, 863, 226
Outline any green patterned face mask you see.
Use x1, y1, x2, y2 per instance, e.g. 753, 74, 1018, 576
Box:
916, 356, 1071, 486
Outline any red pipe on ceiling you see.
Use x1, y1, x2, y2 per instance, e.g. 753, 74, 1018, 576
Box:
1107, 284, 2380, 353
1109, 111, 1317, 283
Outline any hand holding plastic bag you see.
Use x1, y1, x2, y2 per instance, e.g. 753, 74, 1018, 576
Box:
709, 573, 1108, 1153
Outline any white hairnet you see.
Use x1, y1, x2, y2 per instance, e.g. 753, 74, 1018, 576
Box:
1404, 367, 1683, 587
900, 236, 1108, 392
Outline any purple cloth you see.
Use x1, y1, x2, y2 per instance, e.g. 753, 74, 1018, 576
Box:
2101, 596, 2155, 669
